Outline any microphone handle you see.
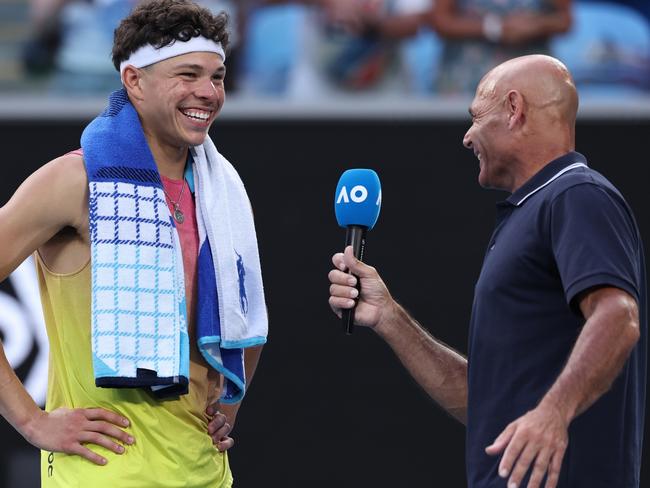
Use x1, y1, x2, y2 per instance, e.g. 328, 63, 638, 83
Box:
343, 225, 367, 335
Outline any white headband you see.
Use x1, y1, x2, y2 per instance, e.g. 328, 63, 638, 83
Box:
119, 36, 225, 77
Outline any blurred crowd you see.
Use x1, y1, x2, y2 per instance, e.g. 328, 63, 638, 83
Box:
15, 0, 650, 98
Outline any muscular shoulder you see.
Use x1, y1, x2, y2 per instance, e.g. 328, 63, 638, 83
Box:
0, 152, 89, 278
21, 152, 89, 230
43, 152, 87, 190
50, 152, 88, 228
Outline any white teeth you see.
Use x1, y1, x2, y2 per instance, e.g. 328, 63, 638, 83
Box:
182, 110, 210, 121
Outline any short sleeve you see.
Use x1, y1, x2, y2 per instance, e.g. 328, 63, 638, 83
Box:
550, 183, 641, 311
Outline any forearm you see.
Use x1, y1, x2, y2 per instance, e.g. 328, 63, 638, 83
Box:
431, 3, 571, 41
528, 11, 572, 38
430, 10, 484, 40
219, 345, 264, 423
29, 0, 69, 25
540, 292, 639, 423
0, 344, 42, 440
377, 13, 427, 39
375, 302, 468, 423
244, 344, 263, 388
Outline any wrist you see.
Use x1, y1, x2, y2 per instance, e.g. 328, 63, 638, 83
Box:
374, 299, 402, 337
19, 408, 46, 444
482, 13, 503, 42
539, 391, 576, 424
219, 401, 240, 416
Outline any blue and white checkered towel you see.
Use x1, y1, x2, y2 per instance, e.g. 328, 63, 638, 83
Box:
81, 89, 267, 402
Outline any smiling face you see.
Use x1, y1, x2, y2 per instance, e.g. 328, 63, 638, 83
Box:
462, 81, 517, 192
135, 51, 226, 152
462, 56, 581, 194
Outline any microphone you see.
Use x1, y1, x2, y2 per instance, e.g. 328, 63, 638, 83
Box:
334, 169, 382, 335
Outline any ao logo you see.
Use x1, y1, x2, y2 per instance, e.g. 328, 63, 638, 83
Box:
0, 256, 48, 406
337, 185, 382, 206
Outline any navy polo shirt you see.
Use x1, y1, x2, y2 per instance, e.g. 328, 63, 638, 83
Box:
466, 152, 647, 487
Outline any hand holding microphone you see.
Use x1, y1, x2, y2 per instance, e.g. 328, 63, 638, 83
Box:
332, 169, 382, 334
329, 247, 394, 334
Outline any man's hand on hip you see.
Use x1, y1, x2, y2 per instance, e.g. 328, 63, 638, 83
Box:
206, 401, 234, 452
24, 407, 134, 465
485, 402, 569, 488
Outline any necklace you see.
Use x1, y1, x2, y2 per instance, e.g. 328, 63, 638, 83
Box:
163, 179, 186, 224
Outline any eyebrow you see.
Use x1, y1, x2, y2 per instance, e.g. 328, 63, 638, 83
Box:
173, 63, 226, 75
174, 63, 205, 71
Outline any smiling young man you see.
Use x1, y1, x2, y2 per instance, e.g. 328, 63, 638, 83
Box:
0, 1, 266, 486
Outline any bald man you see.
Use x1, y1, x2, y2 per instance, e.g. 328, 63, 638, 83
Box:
328, 55, 646, 488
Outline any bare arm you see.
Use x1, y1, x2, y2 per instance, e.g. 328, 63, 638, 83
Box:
488, 286, 640, 488
329, 246, 468, 423
0, 154, 133, 464
541, 287, 639, 420
0, 156, 77, 432
430, 0, 571, 44
0, 155, 86, 280
374, 302, 468, 423
374, 12, 429, 39
242, 344, 264, 396
217, 344, 264, 425
29, 0, 72, 25
207, 344, 264, 450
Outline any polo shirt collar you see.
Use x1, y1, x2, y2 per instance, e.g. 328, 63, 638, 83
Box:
506, 151, 588, 207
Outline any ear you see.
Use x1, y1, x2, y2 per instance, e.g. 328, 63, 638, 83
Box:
505, 90, 525, 130
121, 65, 145, 101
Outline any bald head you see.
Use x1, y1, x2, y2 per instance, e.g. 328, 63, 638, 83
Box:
464, 55, 580, 192
478, 55, 578, 133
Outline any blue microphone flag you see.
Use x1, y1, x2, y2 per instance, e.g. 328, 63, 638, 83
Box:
335, 169, 382, 230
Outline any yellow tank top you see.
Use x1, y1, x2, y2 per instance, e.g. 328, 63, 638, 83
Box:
36, 255, 232, 488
